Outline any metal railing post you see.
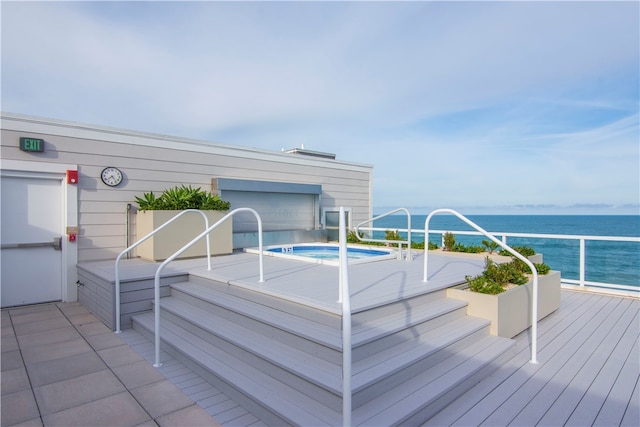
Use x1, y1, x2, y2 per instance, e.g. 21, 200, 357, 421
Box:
152, 207, 264, 367
338, 207, 352, 426
579, 238, 586, 288
424, 208, 539, 364
153, 270, 162, 367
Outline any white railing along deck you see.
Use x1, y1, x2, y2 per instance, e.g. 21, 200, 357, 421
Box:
151, 208, 264, 367
423, 208, 539, 364
358, 225, 640, 296
114, 209, 211, 333
354, 208, 412, 261
338, 207, 543, 424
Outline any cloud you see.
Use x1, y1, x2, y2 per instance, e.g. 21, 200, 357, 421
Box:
1, 1, 638, 212
365, 108, 638, 209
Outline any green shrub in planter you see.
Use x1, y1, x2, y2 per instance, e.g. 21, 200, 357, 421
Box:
482, 239, 500, 254
499, 245, 535, 257
135, 185, 230, 211
443, 232, 456, 251
466, 256, 551, 295
133, 185, 232, 261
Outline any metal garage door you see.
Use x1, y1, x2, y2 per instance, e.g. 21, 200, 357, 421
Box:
214, 178, 322, 232
225, 191, 317, 232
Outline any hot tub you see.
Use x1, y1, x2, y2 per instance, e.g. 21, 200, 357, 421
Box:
244, 243, 397, 266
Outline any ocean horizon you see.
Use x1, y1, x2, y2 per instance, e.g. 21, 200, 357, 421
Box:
374, 206, 640, 216
367, 214, 640, 288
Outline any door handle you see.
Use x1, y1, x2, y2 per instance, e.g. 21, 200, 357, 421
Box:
1, 237, 62, 251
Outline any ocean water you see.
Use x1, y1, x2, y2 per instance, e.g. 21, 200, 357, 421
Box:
369, 215, 640, 288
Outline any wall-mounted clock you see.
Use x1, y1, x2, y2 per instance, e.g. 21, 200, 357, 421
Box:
101, 167, 123, 187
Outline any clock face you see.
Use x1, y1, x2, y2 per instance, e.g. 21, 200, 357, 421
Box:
101, 167, 123, 187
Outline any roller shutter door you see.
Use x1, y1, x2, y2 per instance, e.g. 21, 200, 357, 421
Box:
225, 191, 317, 232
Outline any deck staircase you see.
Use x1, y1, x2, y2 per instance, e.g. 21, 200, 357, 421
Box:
131, 270, 516, 426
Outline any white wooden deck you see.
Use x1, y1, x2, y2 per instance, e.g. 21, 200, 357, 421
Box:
118, 328, 264, 426
182, 250, 490, 313
104, 251, 639, 426
424, 289, 639, 427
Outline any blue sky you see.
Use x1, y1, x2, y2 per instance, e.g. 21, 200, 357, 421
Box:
2, 1, 638, 214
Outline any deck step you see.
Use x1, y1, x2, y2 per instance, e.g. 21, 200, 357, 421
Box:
158, 292, 491, 411
352, 299, 468, 363
132, 311, 342, 426
351, 296, 468, 346
172, 279, 342, 347
351, 288, 449, 324
352, 316, 493, 406
354, 334, 516, 426
132, 274, 516, 425
158, 296, 344, 410
173, 279, 468, 362
189, 271, 340, 328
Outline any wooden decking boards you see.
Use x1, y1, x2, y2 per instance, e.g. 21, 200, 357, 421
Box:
116, 290, 640, 427
423, 291, 639, 427
122, 253, 514, 425
78, 253, 639, 426
118, 326, 262, 426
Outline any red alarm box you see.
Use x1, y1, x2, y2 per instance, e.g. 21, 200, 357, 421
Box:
67, 170, 78, 184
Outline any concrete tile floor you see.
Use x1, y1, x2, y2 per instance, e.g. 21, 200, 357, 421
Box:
1, 302, 221, 427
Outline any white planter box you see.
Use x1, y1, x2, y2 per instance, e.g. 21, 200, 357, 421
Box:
136, 210, 232, 261
528, 253, 543, 264
447, 270, 561, 338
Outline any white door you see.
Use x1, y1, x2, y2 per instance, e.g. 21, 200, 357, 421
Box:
1, 174, 64, 307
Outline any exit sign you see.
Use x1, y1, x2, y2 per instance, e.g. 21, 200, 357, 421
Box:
20, 137, 45, 152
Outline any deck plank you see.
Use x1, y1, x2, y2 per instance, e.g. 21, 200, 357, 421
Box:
518, 299, 638, 426
593, 337, 640, 427
232, 412, 263, 426
119, 329, 259, 426
477, 295, 628, 426
424, 291, 640, 427
104, 255, 638, 427
189, 251, 487, 313
425, 291, 608, 426
214, 405, 256, 424
543, 305, 638, 426
619, 374, 639, 427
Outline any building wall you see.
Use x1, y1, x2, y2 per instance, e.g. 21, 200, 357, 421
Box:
1, 113, 373, 263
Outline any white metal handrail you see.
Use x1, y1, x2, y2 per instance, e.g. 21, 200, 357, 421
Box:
358, 226, 640, 294
114, 209, 211, 333
423, 208, 540, 364
354, 208, 412, 261
338, 207, 352, 427
152, 208, 264, 367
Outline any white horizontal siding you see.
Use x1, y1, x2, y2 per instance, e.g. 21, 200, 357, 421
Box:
79, 201, 130, 214
78, 224, 124, 237
1, 114, 373, 262
3, 114, 370, 168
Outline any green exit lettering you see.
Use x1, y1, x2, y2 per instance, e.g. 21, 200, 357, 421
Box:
19, 137, 45, 152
